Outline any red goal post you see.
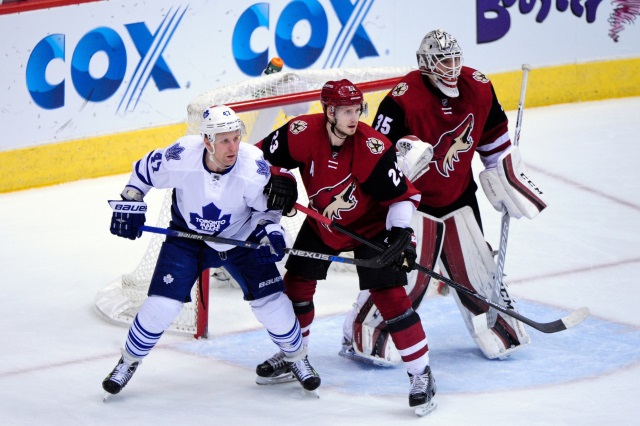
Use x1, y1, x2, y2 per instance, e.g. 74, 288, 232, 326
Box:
94, 66, 415, 339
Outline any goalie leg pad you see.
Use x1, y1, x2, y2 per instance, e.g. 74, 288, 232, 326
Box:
440, 206, 530, 359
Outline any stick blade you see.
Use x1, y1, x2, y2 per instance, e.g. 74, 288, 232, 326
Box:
561, 306, 590, 329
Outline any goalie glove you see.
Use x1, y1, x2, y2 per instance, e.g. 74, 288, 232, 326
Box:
396, 135, 433, 182
479, 146, 547, 219
377, 227, 418, 272
264, 166, 298, 216
108, 187, 147, 240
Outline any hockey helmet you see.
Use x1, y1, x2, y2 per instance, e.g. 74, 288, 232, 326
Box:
320, 79, 367, 115
416, 29, 464, 97
200, 105, 245, 143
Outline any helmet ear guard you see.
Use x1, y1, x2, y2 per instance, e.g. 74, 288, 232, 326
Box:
416, 29, 464, 97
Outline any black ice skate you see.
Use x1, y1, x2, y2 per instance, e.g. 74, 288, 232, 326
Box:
289, 355, 321, 393
102, 349, 141, 401
408, 365, 437, 417
255, 351, 296, 385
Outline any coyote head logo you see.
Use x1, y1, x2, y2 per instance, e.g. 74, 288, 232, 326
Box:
432, 113, 474, 177
308, 175, 358, 231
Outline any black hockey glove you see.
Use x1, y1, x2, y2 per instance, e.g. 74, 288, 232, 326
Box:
108, 187, 147, 240
377, 227, 417, 272
264, 166, 298, 215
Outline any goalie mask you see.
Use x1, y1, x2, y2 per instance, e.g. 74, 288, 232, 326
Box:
200, 105, 246, 146
416, 29, 464, 98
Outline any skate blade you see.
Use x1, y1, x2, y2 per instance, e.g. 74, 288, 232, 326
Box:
255, 373, 296, 385
302, 388, 320, 398
103, 392, 113, 402
414, 399, 437, 417
338, 347, 399, 368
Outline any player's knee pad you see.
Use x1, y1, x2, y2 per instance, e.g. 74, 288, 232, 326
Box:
440, 206, 530, 359
137, 295, 183, 333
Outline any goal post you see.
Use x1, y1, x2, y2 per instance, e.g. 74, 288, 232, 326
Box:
94, 66, 415, 339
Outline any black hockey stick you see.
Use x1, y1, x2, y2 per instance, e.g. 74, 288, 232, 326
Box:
139, 225, 383, 268
294, 203, 590, 334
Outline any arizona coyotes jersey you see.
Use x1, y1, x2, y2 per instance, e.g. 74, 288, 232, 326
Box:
125, 135, 280, 251
373, 67, 511, 208
257, 114, 420, 251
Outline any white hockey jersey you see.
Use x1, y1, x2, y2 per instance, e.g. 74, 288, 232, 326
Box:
125, 135, 281, 251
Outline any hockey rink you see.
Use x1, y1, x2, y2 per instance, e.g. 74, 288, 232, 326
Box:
1, 97, 639, 425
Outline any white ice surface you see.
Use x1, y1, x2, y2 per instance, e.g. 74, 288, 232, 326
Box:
1, 97, 639, 425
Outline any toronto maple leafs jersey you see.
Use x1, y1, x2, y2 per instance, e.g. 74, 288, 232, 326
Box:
125, 135, 279, 251
257, 114, 420, 251
373, 67, 511, 208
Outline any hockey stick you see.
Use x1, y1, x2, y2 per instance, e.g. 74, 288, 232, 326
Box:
294, 202, 590, 334
487, 63, 532, 328
138, 225, 383, 268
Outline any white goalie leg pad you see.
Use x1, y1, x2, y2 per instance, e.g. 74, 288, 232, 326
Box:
396, 135, 434, 182
340, 212, 444, 367
440, 207, 530, 359
479, 146, 547, 219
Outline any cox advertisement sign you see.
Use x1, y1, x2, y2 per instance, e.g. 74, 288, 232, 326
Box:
2, 0, 638, 151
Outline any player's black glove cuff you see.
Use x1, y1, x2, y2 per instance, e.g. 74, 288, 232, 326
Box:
377, 227, 417, 272
264, 166, 298, 214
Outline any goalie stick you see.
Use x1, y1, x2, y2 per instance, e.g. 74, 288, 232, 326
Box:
487, 63, 532, 328
293, 203, 590, 334
138, 225, 384, 268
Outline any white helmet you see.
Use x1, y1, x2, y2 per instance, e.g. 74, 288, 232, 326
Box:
200, 105, 245, 143
416, 29, 463, 97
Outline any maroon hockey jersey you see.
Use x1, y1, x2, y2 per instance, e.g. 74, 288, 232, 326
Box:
373, 67, 511, 208
258, 114, 420, 251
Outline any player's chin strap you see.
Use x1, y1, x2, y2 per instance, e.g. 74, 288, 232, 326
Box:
293, 202, 590, 334
137, 225, 384, 268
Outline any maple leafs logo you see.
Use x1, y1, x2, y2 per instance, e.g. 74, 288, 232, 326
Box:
165, 143, 185, 161
256, 159, 269, 177
190, 203, 231, 234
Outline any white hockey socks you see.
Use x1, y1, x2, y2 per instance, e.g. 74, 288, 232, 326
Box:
125, 295, 183, 359
250, 292, 303, 358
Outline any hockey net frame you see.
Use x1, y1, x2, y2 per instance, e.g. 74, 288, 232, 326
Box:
94, 66, 415, 339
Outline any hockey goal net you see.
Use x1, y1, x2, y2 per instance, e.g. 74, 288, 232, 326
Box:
94, 66, 415, 339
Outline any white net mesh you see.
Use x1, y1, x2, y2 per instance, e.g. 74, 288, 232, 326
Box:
94, 66, 416, 337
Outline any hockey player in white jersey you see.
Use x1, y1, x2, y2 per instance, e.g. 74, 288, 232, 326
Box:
102, 105, 319, 399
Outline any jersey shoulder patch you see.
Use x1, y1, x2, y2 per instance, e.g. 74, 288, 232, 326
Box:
165, 143, 185, 161
289, 119, 308, 134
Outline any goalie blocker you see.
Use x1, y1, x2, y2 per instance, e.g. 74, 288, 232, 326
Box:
479, 145, 547, 219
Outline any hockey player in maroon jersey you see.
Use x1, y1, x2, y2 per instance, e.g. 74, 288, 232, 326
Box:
342, 29, 548, 364
257, 79, 437, 416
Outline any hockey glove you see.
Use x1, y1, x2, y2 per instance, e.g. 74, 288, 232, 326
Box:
108, 187, 147, 240
254, 223, 287, 264
264, 166, 298, 215
377, 227, 417, 272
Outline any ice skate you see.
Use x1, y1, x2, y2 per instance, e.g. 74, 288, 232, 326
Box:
102, 349, 141, 401
255, 351, 296, 385
289, 355, 321, 397
408, 365, 437, 417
